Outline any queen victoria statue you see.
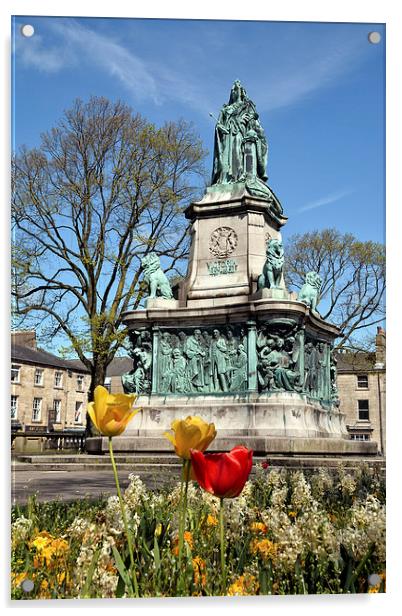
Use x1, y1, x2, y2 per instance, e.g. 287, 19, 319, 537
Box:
211, 80, 280, 204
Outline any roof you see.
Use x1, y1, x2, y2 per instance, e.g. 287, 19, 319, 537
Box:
11, 344, 90, 372
64, 356, 133, 377
335, 351, 377, 373
106, 356, 133, 377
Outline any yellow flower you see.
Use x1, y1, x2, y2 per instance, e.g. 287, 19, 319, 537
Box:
171, 531, 193, 556
250, 538, 278, 561
87, 386, 140, 437
11, 572, 28, 588
31, 534, 53, 552
38, 579, 51, 599
250, 521, 268, 534
184, 531, 193, 549
227, 573, 259, 596
192, 556, 207, 587
206, 514, 218, 527
50, 538, 69, 555
288, 511, 297, 518
33, 556, 43, 569
163, 416, 216, 460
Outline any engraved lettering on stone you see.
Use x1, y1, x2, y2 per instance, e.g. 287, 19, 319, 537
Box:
207, 258, 238, 276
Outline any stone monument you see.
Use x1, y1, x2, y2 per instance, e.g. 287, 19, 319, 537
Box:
87, 81, 376, 457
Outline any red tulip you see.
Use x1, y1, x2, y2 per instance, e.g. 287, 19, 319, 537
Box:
190, 445, 253, 499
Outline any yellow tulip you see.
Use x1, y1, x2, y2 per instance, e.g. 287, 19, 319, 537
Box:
164, 415, 216, 460
87, 385, 140, 437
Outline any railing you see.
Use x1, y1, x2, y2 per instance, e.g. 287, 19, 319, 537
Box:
11, 430, 86, 452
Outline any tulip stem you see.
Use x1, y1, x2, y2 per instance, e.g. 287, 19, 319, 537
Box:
108, 437, 139, 598
219, 497, 226, 595
177, 459, 190, 592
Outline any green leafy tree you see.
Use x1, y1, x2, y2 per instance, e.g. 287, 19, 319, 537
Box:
12, 96, 207, 413
284, 229, 385, 350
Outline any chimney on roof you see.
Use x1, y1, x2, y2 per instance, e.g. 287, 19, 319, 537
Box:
11, 330, 37, 350
375, 326, 386, 369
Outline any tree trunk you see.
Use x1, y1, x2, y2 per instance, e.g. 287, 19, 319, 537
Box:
85, 360, 108, 437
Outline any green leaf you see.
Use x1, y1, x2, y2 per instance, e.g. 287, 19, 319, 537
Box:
81, 548, 100, 598
112, 544, 134, 597
153, 534, 161, 572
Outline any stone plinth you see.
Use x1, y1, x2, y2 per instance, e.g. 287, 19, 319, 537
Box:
145, 298, 180, 310
181, 190, 287, 305
87, 433, 377, 456
250, 288, 298, 301
87, 384, 377, 455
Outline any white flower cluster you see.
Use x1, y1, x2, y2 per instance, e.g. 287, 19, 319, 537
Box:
124, 474, 149, 510
337, 472, 357, 498
256, 471, 385, 574
104, 495, 141, 535
11, 516, 33, 544
290, 471, 313, 511
339, 494, 386, 562
310, 468, 334, 499
296, 502, 339, 562
225, 481, 254, 539
168, 480, 201, 509
267, 469, 288, 509
68, 514, 121, 597
260, 507, 303, 571
75, 538, 118, 598
68, 516, 96, 540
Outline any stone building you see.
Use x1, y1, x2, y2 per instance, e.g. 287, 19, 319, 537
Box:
11, 331, 91, 434
336, 327, 386, 455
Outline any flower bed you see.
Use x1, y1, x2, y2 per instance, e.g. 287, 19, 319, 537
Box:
11, 464, 385, 599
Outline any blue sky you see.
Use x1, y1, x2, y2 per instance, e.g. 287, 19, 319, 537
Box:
12, 16, 385, 245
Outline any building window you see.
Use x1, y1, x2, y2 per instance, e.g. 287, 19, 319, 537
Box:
11, 364, 21, 383
34, 368, 44, 386
76, 374, 84, 391
32, 398, 42, 422
351, 434, 370, 441
358, 400, 370, 421
11, 395, 18, 420
54, 371, 63, 388
357, 374, 369, 389
54, 399, 62, 423
74, 401, 83, 424
104, 376, 111, 392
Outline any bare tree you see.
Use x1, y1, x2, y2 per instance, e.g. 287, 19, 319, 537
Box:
284, 229, 385, 350
12, 96, 207, 404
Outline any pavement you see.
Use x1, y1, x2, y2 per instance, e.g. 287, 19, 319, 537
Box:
11, 468, 178, 506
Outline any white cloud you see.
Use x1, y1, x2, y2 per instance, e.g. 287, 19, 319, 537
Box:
298, 189, 353, 213
14, 19, 213, 112
14, 31, 76, 73
252, 34, 367, 113
14, 19, 369, 116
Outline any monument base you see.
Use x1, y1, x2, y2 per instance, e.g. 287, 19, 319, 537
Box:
86, 434, 377, 456
86, 391, 377, 456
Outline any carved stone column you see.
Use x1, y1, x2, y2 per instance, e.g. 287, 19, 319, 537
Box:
296, 326, 305, 389
151, 326, 159, 394
247, 320, 258, 392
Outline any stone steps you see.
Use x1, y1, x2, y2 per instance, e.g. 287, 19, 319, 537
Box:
12, 453, 385, 473
14, 454, 181, 465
